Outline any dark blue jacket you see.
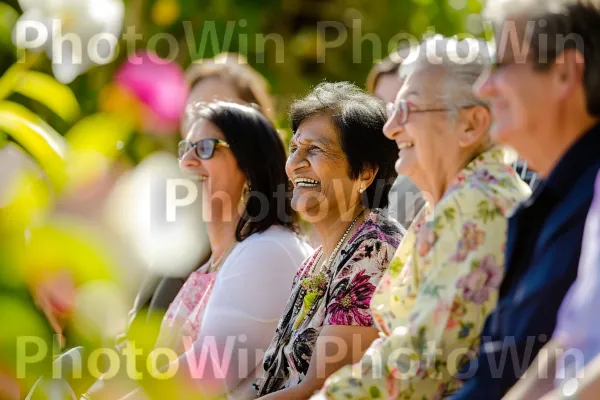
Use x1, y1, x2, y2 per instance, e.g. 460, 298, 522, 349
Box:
452, 124, 600, 399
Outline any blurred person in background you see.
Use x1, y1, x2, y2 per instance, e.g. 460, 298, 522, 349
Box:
367, 50, 425, 230
254, 82, 403, 399
183, 52, 276, 125
313, 37, 530, 399
453, 0, 600, 398
132, 52, 278, 319
85, 101, 311, 399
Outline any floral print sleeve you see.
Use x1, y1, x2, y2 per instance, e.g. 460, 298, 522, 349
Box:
313, 148, 531, 400
324, 239, 396, 327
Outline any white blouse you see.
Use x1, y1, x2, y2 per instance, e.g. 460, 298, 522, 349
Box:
175, 226, 312, 396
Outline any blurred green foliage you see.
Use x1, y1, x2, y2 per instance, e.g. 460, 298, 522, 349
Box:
0, 2, 484, 395
0, 0, 483, 129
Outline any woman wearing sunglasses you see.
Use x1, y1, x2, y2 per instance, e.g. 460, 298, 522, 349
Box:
86, 101, 312, 400
167, 101, 312, 395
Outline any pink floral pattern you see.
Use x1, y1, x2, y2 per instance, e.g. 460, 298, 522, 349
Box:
327, 270, 376, 325
456, 255, 503, 304
156, 270, 217, 353
255, 210, 403, 396
451, 221, 486, 261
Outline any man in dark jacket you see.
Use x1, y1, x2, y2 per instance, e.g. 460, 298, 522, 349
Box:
452, 0, 600, 398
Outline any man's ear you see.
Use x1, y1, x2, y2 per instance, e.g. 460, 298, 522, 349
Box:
553, 48, 585, 100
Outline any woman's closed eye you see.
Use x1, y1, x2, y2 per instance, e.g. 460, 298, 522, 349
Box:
289, 144, 321, 155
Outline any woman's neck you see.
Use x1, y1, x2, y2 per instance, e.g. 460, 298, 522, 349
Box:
206, 216, 240, 262
314, 204, 367, 258
418, 146, 488, 207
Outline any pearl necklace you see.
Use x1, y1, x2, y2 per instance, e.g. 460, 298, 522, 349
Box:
293, 212, 362, 329
311, 214, 360, 278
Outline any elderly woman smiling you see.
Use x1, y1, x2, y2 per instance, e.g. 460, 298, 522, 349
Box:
253, 82, 403, 399
313, 37, 532, 399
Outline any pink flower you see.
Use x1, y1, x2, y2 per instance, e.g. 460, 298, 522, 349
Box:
327, 271, 376, 326
113, 51, 189, 135
417, 225, 438, 257
456, 255, 503, 304
451, 222, 486, 262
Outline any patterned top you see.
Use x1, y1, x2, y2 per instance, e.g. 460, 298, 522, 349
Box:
314, 147, 532, 400
155, 265, 217, 354
254, 209, 404, 395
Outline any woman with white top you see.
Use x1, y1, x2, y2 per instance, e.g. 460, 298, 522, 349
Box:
84, 101, 311, 399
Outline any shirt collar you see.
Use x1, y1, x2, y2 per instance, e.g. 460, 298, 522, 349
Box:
444, 146, 512, 195
542, 122, 600, 195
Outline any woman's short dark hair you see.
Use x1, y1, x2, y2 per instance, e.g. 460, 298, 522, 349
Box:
185, 101, 298, 241
289, 82, 398, 209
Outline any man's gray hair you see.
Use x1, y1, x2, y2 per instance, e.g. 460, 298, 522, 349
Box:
479, 0, 600, 116
482, 0, 577, 23
402, 35, 493, 112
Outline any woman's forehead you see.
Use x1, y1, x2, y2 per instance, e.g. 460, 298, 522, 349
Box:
398, 67, 445, 100
292, 115, 338, 147
187, 118, 224, 141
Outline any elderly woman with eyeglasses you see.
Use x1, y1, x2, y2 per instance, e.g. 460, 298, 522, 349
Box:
311, 37, 532, 400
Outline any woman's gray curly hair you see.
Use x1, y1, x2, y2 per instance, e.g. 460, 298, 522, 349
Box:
400, 35, 494, 112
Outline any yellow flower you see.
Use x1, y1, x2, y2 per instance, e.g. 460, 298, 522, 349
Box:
151, 0, 180, 27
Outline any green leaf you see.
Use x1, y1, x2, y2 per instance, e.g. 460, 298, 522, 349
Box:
0, 101, 68, 191
0, 3, 19, 53
65, 113, 132, 158
64, 113, 132, 185
15, 71, 81, 122
369, 386, 382, 398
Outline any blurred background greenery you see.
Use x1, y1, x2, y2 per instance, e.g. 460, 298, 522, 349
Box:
0, 1, 485, 398
0, 0, 484, 127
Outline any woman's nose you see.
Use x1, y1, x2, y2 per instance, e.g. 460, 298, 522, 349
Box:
286, 150, 308, 175
179, 151, 200, 169
383, 114, 404, 141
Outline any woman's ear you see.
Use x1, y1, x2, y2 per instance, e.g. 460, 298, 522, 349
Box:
359, 166, 379, 191
458, 105, 490, 148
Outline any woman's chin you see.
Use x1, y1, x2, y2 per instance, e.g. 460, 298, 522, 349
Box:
395, 159, 414, 177
291, 198, 327, 223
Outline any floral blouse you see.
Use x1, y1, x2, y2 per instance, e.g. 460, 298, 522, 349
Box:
254, 209, 403, 396
155, 265, 217, 354
315, 148, 532, 400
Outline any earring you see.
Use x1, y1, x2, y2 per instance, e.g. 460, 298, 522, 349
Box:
359, 184, 365, 194
240, 183, 250, 206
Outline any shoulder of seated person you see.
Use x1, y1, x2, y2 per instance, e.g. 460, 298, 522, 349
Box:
223, 227, 307, 267
434, 185, 493, 213
353, 209, 404, 240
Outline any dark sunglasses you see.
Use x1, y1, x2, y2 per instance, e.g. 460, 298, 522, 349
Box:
178, 138, 230, 160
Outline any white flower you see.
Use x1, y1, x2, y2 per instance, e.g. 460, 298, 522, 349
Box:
13, 0, 124, 84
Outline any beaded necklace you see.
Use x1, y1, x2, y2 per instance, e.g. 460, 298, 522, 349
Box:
292, 213, 361, 329
207, 242, 236, 273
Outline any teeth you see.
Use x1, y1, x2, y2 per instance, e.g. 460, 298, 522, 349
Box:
398, 142, 415, 150
294, 178, 320, 187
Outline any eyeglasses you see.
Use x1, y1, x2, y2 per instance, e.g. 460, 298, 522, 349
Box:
178, 139, 230, 160
386, 100, 455, 125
